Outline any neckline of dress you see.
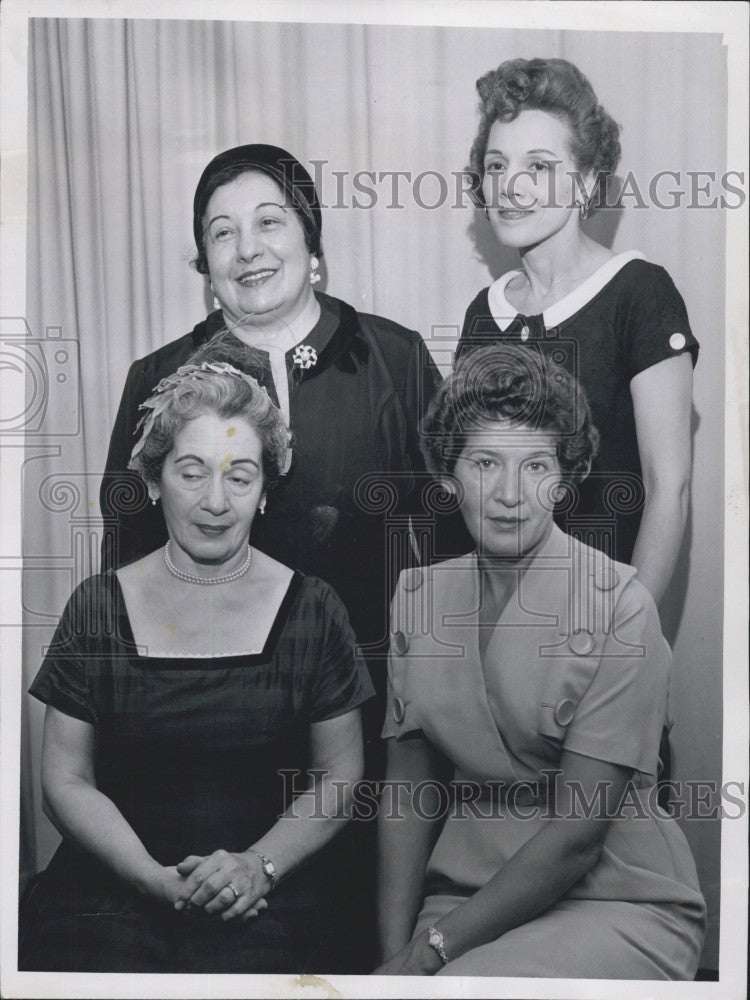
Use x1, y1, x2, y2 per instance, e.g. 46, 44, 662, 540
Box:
487, 250, 647, 331
109, 568, 303, 663
479, 528, 562, 598
433, 527, 572, 628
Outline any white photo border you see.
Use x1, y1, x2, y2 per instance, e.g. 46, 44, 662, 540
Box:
1, 2, 747, 998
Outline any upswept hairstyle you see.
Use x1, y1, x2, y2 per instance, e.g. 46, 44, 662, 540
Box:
420, 345, 599, 483
128, 359, 290, 491
468, 58, 621, 208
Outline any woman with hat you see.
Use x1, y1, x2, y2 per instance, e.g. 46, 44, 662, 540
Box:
21, 361, 372, 972
98, 143, 460, 968
101, 144, 453, 726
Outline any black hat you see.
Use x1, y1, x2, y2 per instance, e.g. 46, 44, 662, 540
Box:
193, 144, 322, 267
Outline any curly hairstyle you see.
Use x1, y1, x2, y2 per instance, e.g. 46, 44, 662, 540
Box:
128, 358, 289, 492
468, 58, 621, 209
420, 345, 599, 484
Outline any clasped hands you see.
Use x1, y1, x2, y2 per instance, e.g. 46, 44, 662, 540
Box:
158, 849, 271, 923
373, 934, 445, 976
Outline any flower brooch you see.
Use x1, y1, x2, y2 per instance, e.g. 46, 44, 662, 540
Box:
292, 344, 318, 370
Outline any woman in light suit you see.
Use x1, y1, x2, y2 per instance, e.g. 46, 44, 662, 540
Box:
375, 345, 705, 979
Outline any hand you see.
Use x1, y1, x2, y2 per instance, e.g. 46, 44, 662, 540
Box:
148, 864, 191, 908
174, 850, 270, 922
372, 934, 444, 976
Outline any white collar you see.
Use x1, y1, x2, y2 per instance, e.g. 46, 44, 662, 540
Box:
486, 250, 647, 331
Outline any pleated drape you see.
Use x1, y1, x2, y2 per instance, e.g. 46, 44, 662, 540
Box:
22, 18, 728, 967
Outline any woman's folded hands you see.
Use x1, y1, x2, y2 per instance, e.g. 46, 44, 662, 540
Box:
157, 849, 272, 922
373, 935, 444, 976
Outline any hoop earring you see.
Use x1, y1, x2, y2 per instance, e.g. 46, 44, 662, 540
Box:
309, 257, 321, 285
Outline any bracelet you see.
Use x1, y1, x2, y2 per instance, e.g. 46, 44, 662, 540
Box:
247, 848, 277, 892
426, 924, 449, 965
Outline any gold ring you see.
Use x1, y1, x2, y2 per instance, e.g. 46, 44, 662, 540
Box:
226, 883, 239, 903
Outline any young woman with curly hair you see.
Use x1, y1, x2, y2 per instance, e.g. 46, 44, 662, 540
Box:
457, 58, 698, 607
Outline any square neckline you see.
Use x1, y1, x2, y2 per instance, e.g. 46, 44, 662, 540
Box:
107, 568, 304, 667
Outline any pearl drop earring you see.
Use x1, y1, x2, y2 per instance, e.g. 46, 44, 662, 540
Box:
309, 257, 321, 285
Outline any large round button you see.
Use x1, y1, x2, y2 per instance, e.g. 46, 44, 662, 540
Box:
593, 566, 620, 591
392, 697, 406, 723
568, 630, 596, 656
555, 698, 576, 726
669, 332, 686, 351
392, 631, 409, 655
403, 568, 424, 592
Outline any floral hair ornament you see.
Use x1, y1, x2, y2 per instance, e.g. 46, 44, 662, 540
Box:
129, 361, 293, 474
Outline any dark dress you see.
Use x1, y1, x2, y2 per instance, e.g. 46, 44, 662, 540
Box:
20, 571, 374, 973
96, 291, 470, 971
456, 253, 699, 564
101, 292, 461, 652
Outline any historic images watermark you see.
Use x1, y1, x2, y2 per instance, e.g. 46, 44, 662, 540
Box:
278, 770, 747, 822
285, 160, 747, 211
0, 316, 80, 438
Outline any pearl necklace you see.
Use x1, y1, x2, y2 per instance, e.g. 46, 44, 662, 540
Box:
163, 541, 253, 585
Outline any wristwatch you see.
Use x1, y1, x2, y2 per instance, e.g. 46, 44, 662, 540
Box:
426, 924, 449, 965
247, 848, 277, 892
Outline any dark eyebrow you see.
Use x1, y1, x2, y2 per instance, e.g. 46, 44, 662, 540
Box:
463, 447, 557, 458
173, 455, 260, 470
484, 147, 560, 158
206, 203, 287, 229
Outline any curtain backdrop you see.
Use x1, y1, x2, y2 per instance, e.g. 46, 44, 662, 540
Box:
22, 17, 728, 968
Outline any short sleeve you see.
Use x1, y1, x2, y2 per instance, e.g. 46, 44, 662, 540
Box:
562, 580, 668, 778
305, 582, 375, 723
619, 263, 699, 380
29, 581, 96, 724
